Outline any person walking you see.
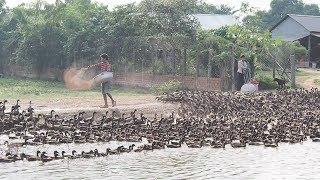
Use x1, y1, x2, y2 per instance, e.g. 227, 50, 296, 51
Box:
86, 54, 116, 108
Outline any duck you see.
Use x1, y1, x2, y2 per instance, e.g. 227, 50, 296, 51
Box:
20, 151, 40, 161
211, 141, 226, 149
106, 148, 119, 155
311, 138, 320, 142
0, 100, 8, 117
53, 151, 64, 160
231, 140, 246, 148
186, 140, 202, 148
152, 141, 165, 149
117, 144, 135, 153
40, 152, 53, 162
133, 145, 145, 152
81, 150, 95, 158
0, 153, 15, 163
166, 140, 181, 148
70, 150, 80, 159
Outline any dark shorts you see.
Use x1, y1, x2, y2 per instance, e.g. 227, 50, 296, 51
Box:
101, 81, 112, 95
237, 73, 245, 91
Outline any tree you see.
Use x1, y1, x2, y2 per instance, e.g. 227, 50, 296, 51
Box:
191, 1, 232, 14
245, 0, 320, 29
137, 0, 198, 36
304, 4, 320, 16
242, 11, 268, 31
0, 0, 5, 20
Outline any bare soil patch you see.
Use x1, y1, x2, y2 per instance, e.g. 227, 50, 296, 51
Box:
296, 68, 320, 89
5, 94, 177, 119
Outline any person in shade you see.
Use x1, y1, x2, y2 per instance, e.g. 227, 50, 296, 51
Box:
236, 54, 248, 91
86, 54, 116, 108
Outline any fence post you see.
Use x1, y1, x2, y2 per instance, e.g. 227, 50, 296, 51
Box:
208, 49, 213, 90
290, 54, 296, 88
141, 54, 144, 85
183, 49, 187, 85
124, 58, 127, 83
272, 56, 276, 79
231, 45, 236, 91
196, 51, 200, 90
173, 49, 176, 76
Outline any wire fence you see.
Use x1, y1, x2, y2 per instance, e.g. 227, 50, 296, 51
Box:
2, 35, 298, 91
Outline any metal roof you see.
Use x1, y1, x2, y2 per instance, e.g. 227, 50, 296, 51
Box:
192, 14, 239, 30
271, 14, 320, 33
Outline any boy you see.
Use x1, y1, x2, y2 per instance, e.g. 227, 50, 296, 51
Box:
86, 54, 116, 108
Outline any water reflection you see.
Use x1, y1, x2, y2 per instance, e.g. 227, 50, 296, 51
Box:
1, 140, 320, 179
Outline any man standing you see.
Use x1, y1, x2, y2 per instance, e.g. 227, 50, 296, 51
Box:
86, 54, 116, 108
236, 54, 247, 91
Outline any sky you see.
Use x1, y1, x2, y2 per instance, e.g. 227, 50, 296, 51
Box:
4, 0, 320, 11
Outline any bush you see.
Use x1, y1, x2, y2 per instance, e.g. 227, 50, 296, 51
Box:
152, 59, 167, 75
152, 80, 184, 94
255, 73, 277, 90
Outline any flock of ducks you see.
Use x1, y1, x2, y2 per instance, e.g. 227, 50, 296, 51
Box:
2, 88, 320, 163
158, 88, 320, 147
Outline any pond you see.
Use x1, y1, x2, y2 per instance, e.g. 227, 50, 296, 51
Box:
0, 138, 319, 180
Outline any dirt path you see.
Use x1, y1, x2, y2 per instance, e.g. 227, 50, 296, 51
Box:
296, 68, 320, 89
4, 94, 177, 119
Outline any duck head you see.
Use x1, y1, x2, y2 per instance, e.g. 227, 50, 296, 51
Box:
20, 153, 27, 160
36, 150, 41, 157
54, 151, 59, 158
130, 144, 135, 150
94, 149, 99, 156
106, 148, 111, 155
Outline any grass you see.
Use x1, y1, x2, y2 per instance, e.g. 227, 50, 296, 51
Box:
255, 70, 273, 78
296, 68, 315, 84
296, 69, 308, 77
0, 77, 150, 100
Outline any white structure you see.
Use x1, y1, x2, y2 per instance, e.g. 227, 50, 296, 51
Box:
192, 14, 239, 30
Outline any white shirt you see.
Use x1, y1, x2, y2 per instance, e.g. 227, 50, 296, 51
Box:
237, 60, 247, 74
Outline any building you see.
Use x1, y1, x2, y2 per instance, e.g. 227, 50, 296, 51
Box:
192, 14, 239, 30
271, 14, 320, 67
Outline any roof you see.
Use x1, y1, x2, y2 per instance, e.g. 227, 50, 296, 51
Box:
271, 14, 320, 32
192, 14, 239, 30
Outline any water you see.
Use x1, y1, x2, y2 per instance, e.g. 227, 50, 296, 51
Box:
1, 138, 319, 180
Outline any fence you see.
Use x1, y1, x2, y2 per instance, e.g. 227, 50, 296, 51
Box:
113, 73, 220, 91
0, 36, 260, 92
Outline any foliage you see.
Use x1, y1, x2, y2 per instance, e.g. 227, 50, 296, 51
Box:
152, 80, 184, 94
1, 0, 232, 77
291, 42, 307, 60
255, 71, 278, 90
0, 0, 310, 92
152, 59, 167, 75
244, 0, 320, 29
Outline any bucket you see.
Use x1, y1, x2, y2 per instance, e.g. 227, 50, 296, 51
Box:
92, 71, 113, 86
